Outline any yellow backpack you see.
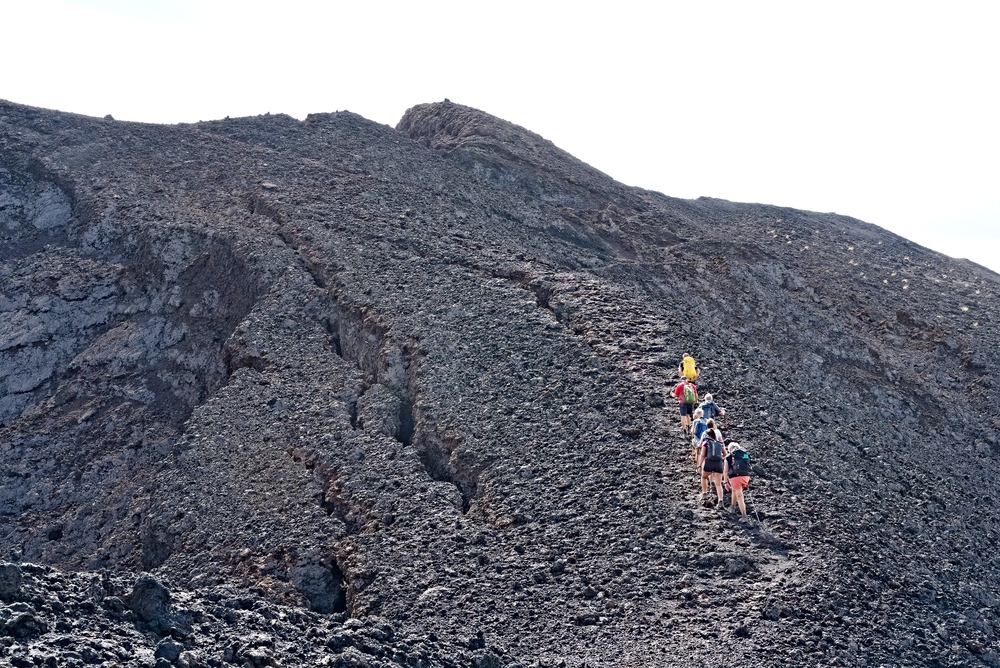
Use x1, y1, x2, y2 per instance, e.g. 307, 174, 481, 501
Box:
681, 356, 698, 380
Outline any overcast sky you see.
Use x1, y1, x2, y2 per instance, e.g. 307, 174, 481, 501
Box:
3, 0, 998, 274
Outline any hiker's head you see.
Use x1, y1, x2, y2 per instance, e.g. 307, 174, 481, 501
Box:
704, 393, 713, 402
706, 418, 716, 429
694, 408, 704, 418
729, 442, 742, 451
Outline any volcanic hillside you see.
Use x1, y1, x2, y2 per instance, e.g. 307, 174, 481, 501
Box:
0, 99, 998, 667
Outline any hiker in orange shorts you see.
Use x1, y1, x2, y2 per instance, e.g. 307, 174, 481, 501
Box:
724, 442, 753, 518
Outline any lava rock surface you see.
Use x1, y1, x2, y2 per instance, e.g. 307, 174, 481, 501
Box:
0, 98, 998, 666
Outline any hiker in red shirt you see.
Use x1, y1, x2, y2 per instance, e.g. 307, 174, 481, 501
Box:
671, 379, 699, 431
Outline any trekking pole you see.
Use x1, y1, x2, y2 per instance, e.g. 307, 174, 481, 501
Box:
745, 486, 762, 523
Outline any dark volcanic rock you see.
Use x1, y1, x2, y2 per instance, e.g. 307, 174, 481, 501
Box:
0, 97, 998, 666
0, 563, 21, 600
129, 574, 170, 624
153, 637, 183, 662
3, 611, 46, 639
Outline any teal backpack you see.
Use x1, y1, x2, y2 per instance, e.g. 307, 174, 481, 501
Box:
729, 450, 752, 476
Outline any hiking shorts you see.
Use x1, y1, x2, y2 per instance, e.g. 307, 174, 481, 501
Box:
729, 475, 750, 490
703, 458, 724, 474
679, 403, 695, 417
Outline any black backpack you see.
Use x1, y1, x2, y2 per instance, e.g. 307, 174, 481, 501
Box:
729, 450, 752, 476
704, 439, 724, 462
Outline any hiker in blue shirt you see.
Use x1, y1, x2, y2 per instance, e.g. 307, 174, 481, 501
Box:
698, 393, 726, 423
689, 408, 708, 467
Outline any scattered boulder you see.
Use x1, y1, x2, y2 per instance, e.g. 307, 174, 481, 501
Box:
0, 562, 22, 600
762, 599, 795, 621
129, 574, 171, 625
2, 611, 46, 638
155, 638, 184, 662
326, 630, 354, 651
472, 649, 505, 668
724, 556, 755, 577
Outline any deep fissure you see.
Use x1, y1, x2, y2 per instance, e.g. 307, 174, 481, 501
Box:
397, 398, 415, 447
260, 198, 482, 522
417, 428, 480, 515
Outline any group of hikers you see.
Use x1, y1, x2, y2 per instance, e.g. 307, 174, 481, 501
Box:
670, 354, 755, 520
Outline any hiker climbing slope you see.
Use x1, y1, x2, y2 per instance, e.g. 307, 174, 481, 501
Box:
678, 354, 700, 381
672, 377, 699, 431
697, 420, 726, 508
724, 442, 752, 519
689, 408, 708, 466
698, 393, 726, 423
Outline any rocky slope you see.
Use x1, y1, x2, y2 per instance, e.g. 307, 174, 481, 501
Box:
0, 98, 998, 667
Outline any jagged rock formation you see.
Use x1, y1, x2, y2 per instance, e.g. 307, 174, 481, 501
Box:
0, 98, 998, 667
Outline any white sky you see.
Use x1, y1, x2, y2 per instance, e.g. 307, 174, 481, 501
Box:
2, 0, 998, 274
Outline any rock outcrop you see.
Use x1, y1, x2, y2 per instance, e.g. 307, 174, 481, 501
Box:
0, 98, 998, 666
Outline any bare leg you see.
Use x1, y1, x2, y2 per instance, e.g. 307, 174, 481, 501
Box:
733, 487, 747, 516
712, 473, 724, 502
700, 470, 709, 494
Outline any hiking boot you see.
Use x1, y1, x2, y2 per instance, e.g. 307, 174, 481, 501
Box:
714, 498, 724, 509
